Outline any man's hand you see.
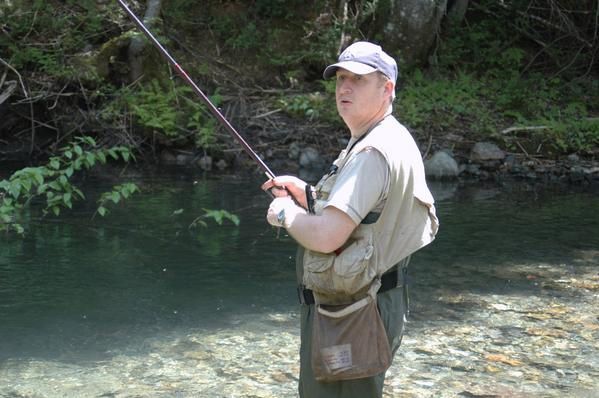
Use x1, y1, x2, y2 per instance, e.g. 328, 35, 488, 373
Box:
266, 197, 307, 229
261, 175, 309, 210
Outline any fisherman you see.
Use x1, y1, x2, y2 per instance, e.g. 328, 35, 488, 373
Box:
262, 41, 439, 397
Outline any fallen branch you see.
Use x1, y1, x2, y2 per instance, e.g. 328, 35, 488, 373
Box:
0, 56, 28, 97
501, 125, 549, 135
252, 108, 282, 119
0, 80, 17, 105
422, 133, 433, 159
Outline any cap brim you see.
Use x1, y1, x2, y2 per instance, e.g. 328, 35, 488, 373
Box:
323, 61, 377, 79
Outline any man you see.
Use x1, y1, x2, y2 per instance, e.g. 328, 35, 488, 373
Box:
262, 41, 438, 397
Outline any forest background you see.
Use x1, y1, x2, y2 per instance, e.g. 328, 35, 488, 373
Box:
0, 0, 598, 232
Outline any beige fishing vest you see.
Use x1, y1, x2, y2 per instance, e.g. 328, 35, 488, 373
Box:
298, 116, 439, 305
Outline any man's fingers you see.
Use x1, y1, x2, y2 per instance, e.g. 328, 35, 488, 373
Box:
261, 179, 275, 191
271, 187, 290, 197
261, 176, 307, 205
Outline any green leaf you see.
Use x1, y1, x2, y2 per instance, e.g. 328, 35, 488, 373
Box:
9, 181, 21, 199
86, 152, 96, 167
33, 170, 44, 185
97, 206, 107, 217
229, 214, 240, 226
172, 208, 184, 215
21, 179, 32, 192
63, 192, 72, 208
74, 187, 85, 199
83, 136, 97, 146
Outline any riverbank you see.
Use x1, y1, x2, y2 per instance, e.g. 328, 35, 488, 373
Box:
156, 121, 599, 187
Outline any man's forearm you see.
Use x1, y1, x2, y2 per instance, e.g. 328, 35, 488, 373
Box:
286, 208, 356, 253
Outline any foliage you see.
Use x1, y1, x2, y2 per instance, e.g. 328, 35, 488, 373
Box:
396, 3, 599, 156
102, 81, 221, 151
398, 70, 495, 133
0, 137, 137, 234
96, 183, 139, 218
129, 80, 180, 135
278, 80, 339, 124
0, 0, 117, 78
470, 0, 598, 78
188, 209, 240, 228
1, 0, 598, 172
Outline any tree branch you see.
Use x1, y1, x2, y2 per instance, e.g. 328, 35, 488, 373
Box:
128, 0, 163, 82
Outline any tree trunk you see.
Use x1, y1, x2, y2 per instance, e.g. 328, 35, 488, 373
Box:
127, 0, 162, 82
447, 0, 469, 23
381, 0, 449, 66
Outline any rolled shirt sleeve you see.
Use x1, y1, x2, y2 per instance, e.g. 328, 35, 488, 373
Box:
324, 147, 389, 225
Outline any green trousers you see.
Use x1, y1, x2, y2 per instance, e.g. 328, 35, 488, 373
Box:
298, 285, 408, 398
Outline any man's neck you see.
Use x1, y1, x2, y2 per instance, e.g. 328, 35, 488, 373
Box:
349, 106, 392, 138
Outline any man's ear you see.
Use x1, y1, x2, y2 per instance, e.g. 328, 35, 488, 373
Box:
384, 81, 394, 98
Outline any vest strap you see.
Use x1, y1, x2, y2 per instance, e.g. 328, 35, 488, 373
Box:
361, 212, 380, 224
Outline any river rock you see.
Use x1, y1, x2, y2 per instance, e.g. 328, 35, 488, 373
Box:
176, 153, 194, 165
424, 151, 459, 179
470, 142, 506, 162
160, 150, 177, 165
288, 142, 300, 160
197, 155, 212, 171
299, 147, 325, 170
215, 159, 228, 170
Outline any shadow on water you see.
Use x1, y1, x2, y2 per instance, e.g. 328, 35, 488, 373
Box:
0, 171, 597, 367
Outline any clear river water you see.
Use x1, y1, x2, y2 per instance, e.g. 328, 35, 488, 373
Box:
1, 169, 597, 397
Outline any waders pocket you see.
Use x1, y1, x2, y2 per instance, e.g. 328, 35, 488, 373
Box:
311, 296, 391, 382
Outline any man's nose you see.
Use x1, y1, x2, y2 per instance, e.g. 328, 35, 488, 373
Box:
337, 81, 352, 94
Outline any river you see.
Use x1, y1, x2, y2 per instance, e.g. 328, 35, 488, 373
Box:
1, 169, 597, 397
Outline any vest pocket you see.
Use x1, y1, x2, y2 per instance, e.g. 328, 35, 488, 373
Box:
304, 251, 336, 293
303, 231, 376, 296
332, 238, 376, 294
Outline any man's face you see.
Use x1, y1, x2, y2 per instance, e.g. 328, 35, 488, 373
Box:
335, 69, 391, 133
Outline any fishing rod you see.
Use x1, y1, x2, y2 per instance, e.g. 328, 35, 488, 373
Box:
116, 0, 276, 180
